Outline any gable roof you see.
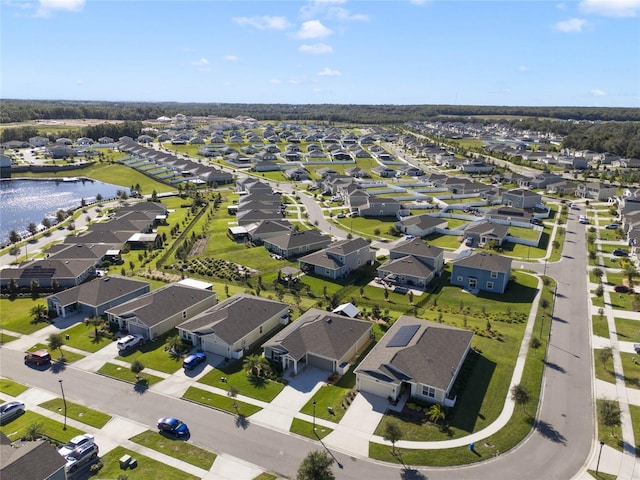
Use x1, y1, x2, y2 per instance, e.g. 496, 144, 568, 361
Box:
47, 243, 112, 261
464, 221, 509, 239
0, 433, 66, 480
398, 214, 447, 230
379, 255, 435, 278
179, 294, 288, 345
105, 284, 216, 327
48, 276, 149, 308
263, 308, 371, 361
0, 259, 95, 280
355, 315, 473, 390
453, 251, 512, 273
390, 238, 444, 259
264, 230, 331, 250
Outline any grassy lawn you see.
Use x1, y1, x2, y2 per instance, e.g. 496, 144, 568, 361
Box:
629, 404, 640, 457
597, 399, 624, 452
592, 315, 610, 339
97, 362, 164, 387
587, 471, 617, 480
424, 232, 463, 249
197, 360, 285, 403
253, 474, 278, 480
116, 330, 184, 374
39, 398, 111, 428
0, 378, 29, 396
604, 271, 625, 286
0, 297, 49, 335
621, 352, 640, 389
27, 343, 85, 364
594, 349, 616, 384
182, 386, 262, 416
607, 292, 638, 311
333, 216, 399, 240
61, 322, 114, 353
614, 318, 640, 343
0, 332, 19, 345
0, 410, 84, 444
290, 418, 333, 440
300, 384, 351, 423
507, 226, 541, 242
96, 445, 199, 480
130, 430, 216, 470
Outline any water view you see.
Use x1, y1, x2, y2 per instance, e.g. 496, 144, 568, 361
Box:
0, 178, 125, 244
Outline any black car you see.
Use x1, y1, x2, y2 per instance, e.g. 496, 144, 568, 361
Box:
612, 249, 629, 257
157, 417, 189, 437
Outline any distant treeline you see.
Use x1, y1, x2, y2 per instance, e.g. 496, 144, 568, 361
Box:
1, 99, 639, 124
0, 121, 144, 145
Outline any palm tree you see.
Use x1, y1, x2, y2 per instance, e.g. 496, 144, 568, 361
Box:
383, 421, 403, 457
427, 403, 446, 427
47, 333, 65, 360
24, 422, 44, 441
9, 229, 21, 245
511, 384, 531, 415
297, 450, 335, 480
30, 304, 48, 323
243, 354, 271, 377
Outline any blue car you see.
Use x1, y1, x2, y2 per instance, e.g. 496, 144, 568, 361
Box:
157, 417, 189, 437
183, 352, 206, 370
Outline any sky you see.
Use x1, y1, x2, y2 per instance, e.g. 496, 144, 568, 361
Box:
1, 0, 639, 107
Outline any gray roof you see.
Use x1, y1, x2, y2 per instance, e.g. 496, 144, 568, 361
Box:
298, 250, 343, 270
378, 255, 434, 278
47, 243, 112, 261
179, 294, 288, 345
106, 283, 216, 327
355, 315, 473, 391
453, 251, 512, 273
0, 259, 95, 280
263, 308, 371, 361
504, 188, 541, 198
324, 237, 370, 256
0, 433, 66, 480
64, 229, 133, 245
246, 220, 292, 235
391, 238, 444, 260
48, 276, 149, 308
398, 214, 447, 230
264, 230, 331, 250
464, 221, 509, 238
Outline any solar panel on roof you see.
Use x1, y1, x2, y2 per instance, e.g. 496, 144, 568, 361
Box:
387, 324, 420, 348
21, 268, 56, 278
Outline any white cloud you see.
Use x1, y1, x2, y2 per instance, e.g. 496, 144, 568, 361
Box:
296, 20, 333, 39
224, 55, 238, 61
409, 0, 429, 5
556, 3, 567, 9
35, 0, 85, 17
519, 65, 530, 72
327, 7, 369, 21
191, 58, 211, 71
590, 88, 607, 96
299, 43, 333, 54
270, 79, 282, 84
554, 18, 587, 32
318, 67, 341, 76
233, 16, 291, 30
579, 0, 640, 17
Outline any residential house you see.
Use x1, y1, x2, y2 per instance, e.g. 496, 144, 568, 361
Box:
106, 283, 217, 340
521, 173, 563, 189
177, 294, 289, 359
354, 315, 473, 405
576, 182, 617, 201
246, 220, 293, 244
263, 230, 331, 259
484, 206, 532, 224
546, 181, 579, 197
47, 276, 150, 319
345, 166, 370, 178
262, 309, 372, 375
352, 193, 403, 218
0, 259, 96, 291
236, 209, 284, 227
395, 214, 448, 237
458, 160, 494, 174
501, 189, 542, 210
298, 237, 374, 280
372, 166, 396, 178
0, 432, 67, 480
397, 165, 425, 177
377, 238, 445, 289
463, 220, 509, 247
450, 251, 512, 293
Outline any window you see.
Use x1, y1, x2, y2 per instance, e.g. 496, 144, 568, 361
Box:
468, 278, 477, 289
487, 281, 494, 289
182, 311, 187, 319
490, 271, 498, 279
422, 385, 436, 398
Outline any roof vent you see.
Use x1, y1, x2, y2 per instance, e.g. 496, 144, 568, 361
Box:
326, 318, 333, 324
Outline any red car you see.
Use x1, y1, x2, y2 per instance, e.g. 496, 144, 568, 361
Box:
24, 349, 51, 365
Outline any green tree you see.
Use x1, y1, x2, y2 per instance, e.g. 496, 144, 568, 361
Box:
624, 263, 638, 287
598, 347, 613, 370
9, 229, 21, 244
30, 304, 48, 323
27, 222, 38, 236
384, 288, 389, 302
131, 359, 145, 380
383, 421, 403, 456
243, 354, 270, 377
511, 384, 530, 415
297, 450, 335, 480
9, 245, 20, 262
25, 422, 44, 441
408, 290, 414, 305
47, 333, 65, 360
427, 403, 446, 427
86, 316, 103, 340
592, 267, 604, 281
599, 399, 622, 436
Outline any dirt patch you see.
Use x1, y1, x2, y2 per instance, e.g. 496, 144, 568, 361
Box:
137, 270, 181, 283
188, 235, 209, 258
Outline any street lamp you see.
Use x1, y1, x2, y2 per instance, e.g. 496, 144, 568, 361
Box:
539, 315, 545, 339
59, 379, 67, 430
596, 440, 605, 475
312, 401, 316, 431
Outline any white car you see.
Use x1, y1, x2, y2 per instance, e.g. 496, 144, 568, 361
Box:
58, 433, 95, 457
117, 334, 145, 352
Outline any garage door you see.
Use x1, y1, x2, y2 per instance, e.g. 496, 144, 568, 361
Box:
307, 354, 334, 372
202, 338, 229, 357
128, 324, 148, 338
358, 375, 394, 399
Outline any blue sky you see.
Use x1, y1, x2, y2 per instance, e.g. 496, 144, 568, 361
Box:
2, 0, 639, 107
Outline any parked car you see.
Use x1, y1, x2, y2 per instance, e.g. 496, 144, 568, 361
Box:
465, 237, 474, 247
336, 213, 346, 218
0, 401, 25, 424
612, 249, 629, 257
58, 433, 95, 457
570, 203, 580, 210
24, 349, 51, 365
65, 442, 99, 473
530, 218, 544, 226
614, 285, 634, 293
158, 417, 189, 437
605, 223, 619, 230
183, 352, 206, 370
405, 235, 416, 240
117, 334, 145, 352
635, 344, 640, 354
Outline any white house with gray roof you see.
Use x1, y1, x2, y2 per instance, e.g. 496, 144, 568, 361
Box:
355, 315, 473, 406
106, 283, 217, 340
395, 214, 448, 238
298, 237, 374, 280
262, 309, 372, 374
177, 294, 289, 359
263, 230, 331, 259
